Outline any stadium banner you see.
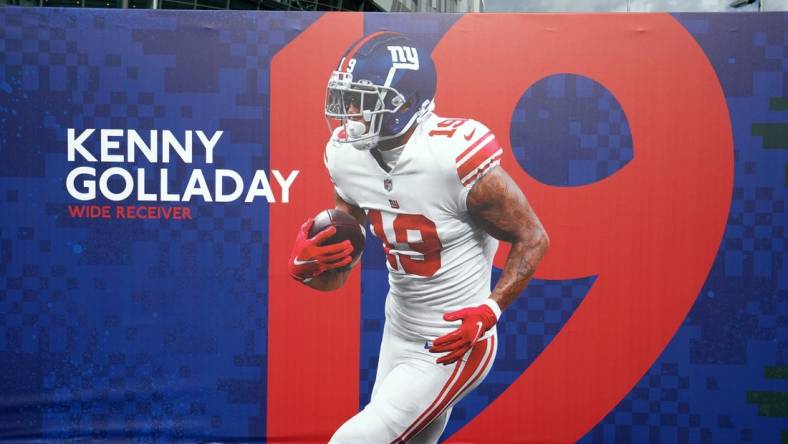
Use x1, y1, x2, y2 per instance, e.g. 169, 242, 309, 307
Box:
0, 8, 786, 443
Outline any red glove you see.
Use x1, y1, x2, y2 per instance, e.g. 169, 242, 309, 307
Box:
429, 300, 501, 365
288, 218, 354, 283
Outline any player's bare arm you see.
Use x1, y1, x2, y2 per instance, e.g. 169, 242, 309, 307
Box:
333, 190, 367, 225
430, 166, 548, 364
302, 191, 366, 291
467, 166, 549, 311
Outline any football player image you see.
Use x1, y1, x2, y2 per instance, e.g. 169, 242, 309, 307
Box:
288, 31, 549, 443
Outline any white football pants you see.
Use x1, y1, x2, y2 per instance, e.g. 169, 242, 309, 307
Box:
330, 324, 497, 444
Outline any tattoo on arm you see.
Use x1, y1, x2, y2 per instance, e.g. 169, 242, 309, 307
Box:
467, 167, 549, 311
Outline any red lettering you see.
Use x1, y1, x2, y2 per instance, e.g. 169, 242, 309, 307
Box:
68, 205, 87, 218
428, 118, 467, 138
110, 205, 189, 221
368, 210, 443, 277
393, 213, 442, 277
68, 205, 111, 219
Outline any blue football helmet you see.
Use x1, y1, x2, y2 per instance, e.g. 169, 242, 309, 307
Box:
325, 32, 437, 150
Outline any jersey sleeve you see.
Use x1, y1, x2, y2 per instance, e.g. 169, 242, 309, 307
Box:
324, 139, 357, 206
453, 121, 503, 188
443, 119, 503, 212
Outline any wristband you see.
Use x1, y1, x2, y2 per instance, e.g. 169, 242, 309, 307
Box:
482, 299, 502, 320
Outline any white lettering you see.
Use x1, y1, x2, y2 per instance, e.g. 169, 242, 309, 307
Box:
272, 169, 299, 204
100, 129, 124, 162
245, 170, 275, 203
98, 167, 134, 201
196, 130, 222, 164
136, 168, 157, 201
128, 130, 157, 163
162, 130, 192, 163
66, 166, 96, 200
67, 129, 96, 162
216, 169, 244, 203
387, 46, 419, 70
159, 169, 180, 202
182, 169, 212, 202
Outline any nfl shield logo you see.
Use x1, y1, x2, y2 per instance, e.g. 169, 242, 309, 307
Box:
384, 178, 393, 192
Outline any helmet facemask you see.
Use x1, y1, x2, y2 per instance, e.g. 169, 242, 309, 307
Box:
325, 71, 406, 151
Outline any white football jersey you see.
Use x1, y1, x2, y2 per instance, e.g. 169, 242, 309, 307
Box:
325, 113, 503, 340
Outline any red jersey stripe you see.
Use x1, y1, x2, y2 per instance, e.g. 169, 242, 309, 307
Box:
461, 152, 502, 186
454, 131, 493, 163
457, 138, 501, 181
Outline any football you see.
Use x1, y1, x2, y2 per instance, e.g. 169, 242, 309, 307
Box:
309, 209, 366, 270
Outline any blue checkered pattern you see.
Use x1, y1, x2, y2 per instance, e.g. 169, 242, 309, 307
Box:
2, 9, 787, 443
510, 74, 634, 187
0, 8, 319, 442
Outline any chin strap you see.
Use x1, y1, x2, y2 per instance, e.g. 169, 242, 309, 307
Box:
415, 99, 436, 124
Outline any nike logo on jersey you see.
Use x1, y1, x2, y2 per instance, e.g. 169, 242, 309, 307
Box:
463, 128, 477, 141
293, 257, 316, 266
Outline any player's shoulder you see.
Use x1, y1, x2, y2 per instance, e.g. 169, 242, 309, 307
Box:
415, 114, 496, 153
414, 114, 503, 187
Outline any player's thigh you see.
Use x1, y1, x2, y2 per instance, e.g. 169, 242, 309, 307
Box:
333, 346, 453, 442
332, 334, 497, 444
370, 323, 399, 401
408, 408, 450, 444
381, 334, 498, 443
330, 406, 396, 444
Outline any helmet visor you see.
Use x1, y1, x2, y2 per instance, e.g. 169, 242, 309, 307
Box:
325, 71, 404, 116
324, 71, 406, 143
325, 87, 381, 119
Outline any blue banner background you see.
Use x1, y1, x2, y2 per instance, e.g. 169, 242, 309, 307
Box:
0, 9, 785, 443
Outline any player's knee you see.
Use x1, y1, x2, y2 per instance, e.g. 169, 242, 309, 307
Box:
327, 423, 360, 444
329, 407, 392, 444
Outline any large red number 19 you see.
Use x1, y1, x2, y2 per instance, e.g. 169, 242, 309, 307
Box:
270, 13, 734, 444
368, 209, 442, 277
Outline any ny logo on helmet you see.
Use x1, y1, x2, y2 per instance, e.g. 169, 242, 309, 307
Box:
387, 46, 419, 70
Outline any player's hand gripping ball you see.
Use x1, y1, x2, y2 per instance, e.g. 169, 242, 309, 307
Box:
309, 209, 365, 267
288, 209, 365, 283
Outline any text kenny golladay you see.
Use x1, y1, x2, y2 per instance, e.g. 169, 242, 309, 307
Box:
65, 129, 298, 203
